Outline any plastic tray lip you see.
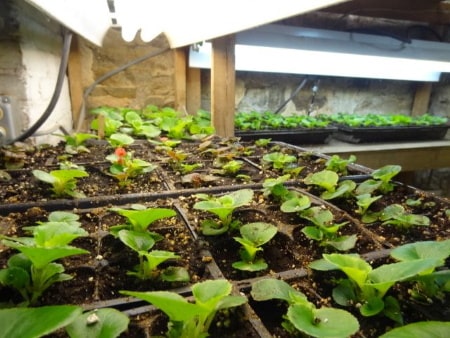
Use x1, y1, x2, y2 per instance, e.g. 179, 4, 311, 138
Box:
336, 123, 450, 133
333, 123, 450, 143
235, 126, 337, 144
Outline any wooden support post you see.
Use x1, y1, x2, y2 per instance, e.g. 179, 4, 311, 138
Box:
186, 67, 201, 115
411, 82, 432, 116
173, 47, 187, 114
211, 34, 235, 137
67, 35, 84, 131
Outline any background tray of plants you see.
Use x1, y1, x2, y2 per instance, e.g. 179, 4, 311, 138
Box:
328, 112, 450, 143
234, 111, 336, 144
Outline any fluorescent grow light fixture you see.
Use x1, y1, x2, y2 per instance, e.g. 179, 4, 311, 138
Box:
25, 0, 349, 47
189, 24, 450, 82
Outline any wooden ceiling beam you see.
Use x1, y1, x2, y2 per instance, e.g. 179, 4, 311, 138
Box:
323, 0, 450, 25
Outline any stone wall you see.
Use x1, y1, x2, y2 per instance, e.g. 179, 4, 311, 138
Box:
77, 29, 175, 112
0, 0, 72, 145
221, 72, 417, 116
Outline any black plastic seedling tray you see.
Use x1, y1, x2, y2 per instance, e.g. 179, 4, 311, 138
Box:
235, 127, 336, 144
333, 124, 450, 143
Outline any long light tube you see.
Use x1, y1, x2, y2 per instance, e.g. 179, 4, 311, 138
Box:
25, 0, 349, 47
189, 24, 450, 82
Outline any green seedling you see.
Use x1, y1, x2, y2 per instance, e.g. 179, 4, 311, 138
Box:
262, 152, 297, 171
0, 142, 35, 169
354, 179, 382, 196
163, 110, 210, 138
167, 149, 202, 174
193, 189, 254, 235
187, 111, 215, 139
280, 193, 311, 213
65, 308, 130, 338
90, 115, 123, 137
390, 240, 450, 302
106, 133, 135, 148
262, 175, 294, 202
328, 112, 448, 127
57, 160, 86, 171
0, 305, 82, 338
405, 197, 436, 209
117, 229, 189, 281
309, 252, 444, 323
304, 170, 356, 200
123, 110, 161, 138
212, 159, 244, 176
355, 193, 383, 223
380, 320, 450, 338
380, 204, 430, 228
232, 222, 277, 271
108, 206, 176, 236
298, 206, 356, 251
32, 168, 89, 198
254, 138, 271, 147
121, 279, 247, 338
251, 278, 359, 338
180, 172, 220, 187
325, 154, 357, 175
57, 132, 98, 154
0, 211, 88, 305
304, 170, 338, 192
371, 164, 402, 194
106, 147, 157, 186
235, 111, 330, 130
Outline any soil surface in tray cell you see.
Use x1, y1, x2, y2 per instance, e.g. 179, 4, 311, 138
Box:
0, 200, 214, 307
0, 165, 167, 204
180, 189, 386, 281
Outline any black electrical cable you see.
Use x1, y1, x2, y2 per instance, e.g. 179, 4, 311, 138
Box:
75, 46, 171, 132
274, 77, 308, 114
7, 28, 73, 145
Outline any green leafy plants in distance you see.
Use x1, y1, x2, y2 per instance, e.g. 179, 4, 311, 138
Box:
123, 110, 161, 139
193, 189, 254, 235
232, 222, 278, 271
251, 278, 359, 338
32, 169, 89, 198
90, 115, 123, 137
121, 279, 247, 338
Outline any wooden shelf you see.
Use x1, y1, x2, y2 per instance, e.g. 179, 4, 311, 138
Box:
303, 136, 450, 171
